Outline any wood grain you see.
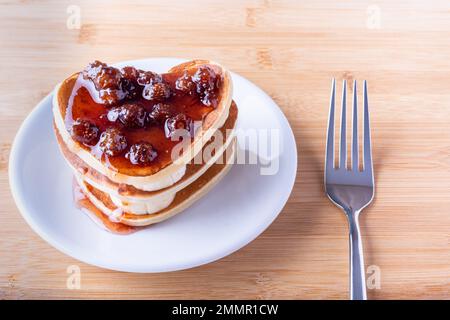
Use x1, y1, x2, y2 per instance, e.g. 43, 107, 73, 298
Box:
1, 0, 450, 299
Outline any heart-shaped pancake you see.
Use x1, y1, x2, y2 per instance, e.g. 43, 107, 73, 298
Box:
53, 60, 233, 192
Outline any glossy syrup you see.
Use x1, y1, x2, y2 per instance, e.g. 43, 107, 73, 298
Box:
65, 66, 220, 175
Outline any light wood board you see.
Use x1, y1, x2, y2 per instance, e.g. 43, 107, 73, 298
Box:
0, 0, 449, 299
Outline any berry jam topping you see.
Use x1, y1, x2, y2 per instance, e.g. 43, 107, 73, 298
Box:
82, 61, 108, 88
82, 61, 127, 106
120, 67, 139, 98
165, 113, 193, 138
67, 61, 223, 169
99, 127, 127, 156
137, 70, 162, 86
120, 78, 139, 100
192, 65, 220, 106
126, 142, 158, 165
121, 66, 140, 82
107, 103, 146, 128
175, 71, 196, 95
70, 119, 99, 146
147, 103, 176, 124
142, 82, 171, 101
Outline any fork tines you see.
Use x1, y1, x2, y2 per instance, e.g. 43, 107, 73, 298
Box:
325, 79, 373, 178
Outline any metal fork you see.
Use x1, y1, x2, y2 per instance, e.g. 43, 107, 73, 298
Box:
324, 79, 375, 300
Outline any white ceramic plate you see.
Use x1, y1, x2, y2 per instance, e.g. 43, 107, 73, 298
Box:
9, 58, 297, 272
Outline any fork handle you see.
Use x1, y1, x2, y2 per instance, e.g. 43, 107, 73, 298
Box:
348, 211, 367, 300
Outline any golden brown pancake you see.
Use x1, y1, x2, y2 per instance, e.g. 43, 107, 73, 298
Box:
75, 139, 236, 227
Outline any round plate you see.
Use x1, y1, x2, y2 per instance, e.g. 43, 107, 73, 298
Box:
9, 58, 297, 272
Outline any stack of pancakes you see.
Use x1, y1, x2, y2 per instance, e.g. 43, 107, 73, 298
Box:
52, 60, 237, 231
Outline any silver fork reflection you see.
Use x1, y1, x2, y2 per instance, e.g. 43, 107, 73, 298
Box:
324, 79, 375, 300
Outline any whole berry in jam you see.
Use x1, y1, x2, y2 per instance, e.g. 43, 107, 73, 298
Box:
82, 61, 126, 106
147, 103, 176, 124
120, 78, 139, 100
165, 113, 193, 138
97, 67, 122, 90
82, 60, 107, 83
83, 61, 122, 90
142, 82, 171, 102
120, 66, 142, 99
137, 70, 162, 86
121, 66, 140, 82
98, 88, 127, 107
175, 72, 196, 95
98, 127, 127, 156
107, 103, 146, 128
192, 65, 220, 106
126, 142, 158, 165
70, 119, 99, 146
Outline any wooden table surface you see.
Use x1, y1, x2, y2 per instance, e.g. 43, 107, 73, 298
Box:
1, 0, 450, 300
